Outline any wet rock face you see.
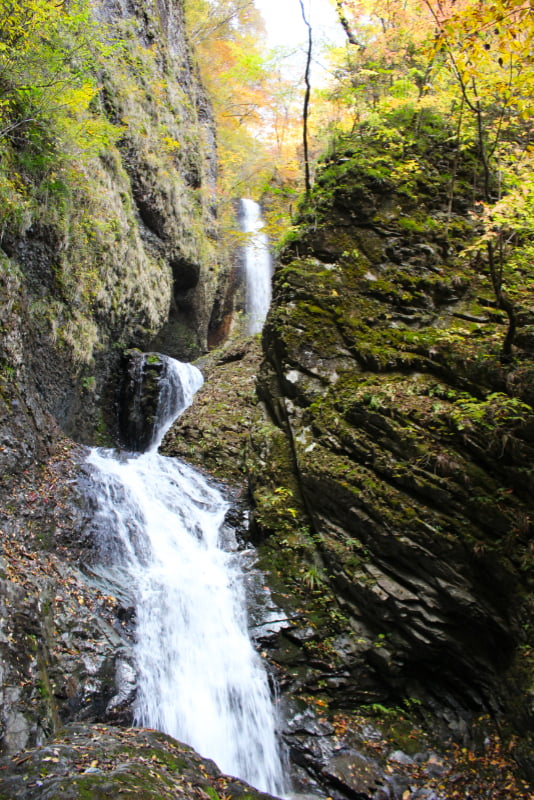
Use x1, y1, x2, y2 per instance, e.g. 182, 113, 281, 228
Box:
0, 270, 57, 478
0, 441, 140, 757
119, 351, 166, 452
0, 576, 53, 755
255, 130, 534, 730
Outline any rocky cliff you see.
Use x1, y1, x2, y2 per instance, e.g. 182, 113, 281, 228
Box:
164, 112, 534, 795
253, 118, 534, 778
0, 0, 232, 473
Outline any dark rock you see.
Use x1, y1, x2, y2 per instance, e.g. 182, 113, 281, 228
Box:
387, 750, 415, 765
0, 440, 139, 756
119, 350, 165, 452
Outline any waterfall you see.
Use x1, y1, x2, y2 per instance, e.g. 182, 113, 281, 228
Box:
85, 356, 286, 796
241, 198, 273, 335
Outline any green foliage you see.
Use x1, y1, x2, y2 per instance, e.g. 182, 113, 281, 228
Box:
0, 0, 114, 143
302, 564, 324, 590
448, 392, 532, 433
255, 486, 301, 537
362, 702, 399, 718
0, 0, 121, 237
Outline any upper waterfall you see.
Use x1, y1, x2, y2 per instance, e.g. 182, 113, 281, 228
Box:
241, 198, 273, 335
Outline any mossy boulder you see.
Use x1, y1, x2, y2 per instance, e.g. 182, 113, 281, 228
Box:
162, 338, 264, 481
0, 723, 278, 800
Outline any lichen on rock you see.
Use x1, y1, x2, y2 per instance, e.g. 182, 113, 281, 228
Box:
0, 723, 278, 800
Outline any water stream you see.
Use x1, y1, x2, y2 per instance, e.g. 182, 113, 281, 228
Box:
241, 198, 273, 335
85, 356, 286, 795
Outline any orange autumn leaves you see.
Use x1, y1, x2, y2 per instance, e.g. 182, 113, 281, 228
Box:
331, 0, 533, 131
183, 0, 534, 238
183, 0, 305, 233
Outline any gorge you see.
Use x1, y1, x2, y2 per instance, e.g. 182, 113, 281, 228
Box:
1, 0, 534, 798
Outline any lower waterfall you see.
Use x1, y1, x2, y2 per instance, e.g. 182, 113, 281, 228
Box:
85, 356, 286, 796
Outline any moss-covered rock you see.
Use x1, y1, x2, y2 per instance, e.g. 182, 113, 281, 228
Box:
0, 723, 278, 800
253, 119, 534, 762
162, 338, 264, 482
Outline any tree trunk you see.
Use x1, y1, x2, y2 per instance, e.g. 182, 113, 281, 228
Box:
487, 239, 516, 362
334, 0, 361, 46
299, 0, 312, 198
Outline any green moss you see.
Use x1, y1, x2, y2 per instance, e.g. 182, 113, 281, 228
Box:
260, 124, 534, 648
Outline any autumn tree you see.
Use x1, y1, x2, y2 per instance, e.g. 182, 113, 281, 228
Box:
422, 0, 533, 200
0, 0, 110, 144
328, 0, 436, 124
299, 0, 313, 197
183, 0, 311, 242
330, 0, 533, 189
422, 0, 534, 359
328, 0, 534, 360
184, 0, 270, 196
0, 0, 119, 238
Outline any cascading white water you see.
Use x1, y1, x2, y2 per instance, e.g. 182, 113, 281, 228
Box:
85, 356, 286, 796
241, 198, 273, 335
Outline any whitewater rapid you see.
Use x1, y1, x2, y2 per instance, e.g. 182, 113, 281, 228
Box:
85, 356, 286, 795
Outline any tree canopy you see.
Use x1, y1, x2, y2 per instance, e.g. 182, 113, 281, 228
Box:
1, 0, 533, 302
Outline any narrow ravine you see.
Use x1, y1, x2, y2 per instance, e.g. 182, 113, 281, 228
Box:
85, 356, 286, 796
241, 198, 273, 335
